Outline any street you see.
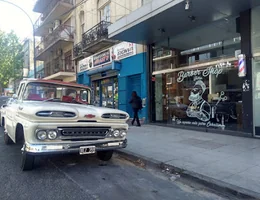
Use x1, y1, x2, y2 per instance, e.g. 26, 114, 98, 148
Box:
0, 129, 241, 200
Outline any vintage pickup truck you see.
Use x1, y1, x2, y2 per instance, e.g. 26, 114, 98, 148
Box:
3, 79, 129, 171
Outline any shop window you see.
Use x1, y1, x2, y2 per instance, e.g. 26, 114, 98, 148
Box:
92, 81, 100, 106
153, 61, 243, 130
252, 6, 260, 136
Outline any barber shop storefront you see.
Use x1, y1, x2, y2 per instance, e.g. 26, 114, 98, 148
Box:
108, 0, 260, 136
151, 46, 243, 132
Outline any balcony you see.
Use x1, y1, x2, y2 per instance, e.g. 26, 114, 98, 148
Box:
34, 0, 74, 36
82, 21, 118, 54
73, 42, 83, 59
44, 61, 75, 81
35, 25, 74, 61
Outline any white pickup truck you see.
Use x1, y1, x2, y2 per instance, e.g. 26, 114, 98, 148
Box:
3, 79, 129, 171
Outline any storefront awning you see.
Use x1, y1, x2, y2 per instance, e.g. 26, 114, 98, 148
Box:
108, 0, 260, 45
86, 61, 121, 76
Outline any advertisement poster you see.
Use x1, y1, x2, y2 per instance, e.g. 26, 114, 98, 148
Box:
93, 49, 112, 67
111, 42, 136, 61
78, 56, 93, 73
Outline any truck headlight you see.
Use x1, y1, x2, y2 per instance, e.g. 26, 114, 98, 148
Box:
36, 130, 47, 140
47, 130, 58, 140
113, 130, 120, 137
120, 130, 127, 137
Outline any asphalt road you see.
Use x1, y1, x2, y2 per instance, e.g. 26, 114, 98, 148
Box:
0, 128, 235, 200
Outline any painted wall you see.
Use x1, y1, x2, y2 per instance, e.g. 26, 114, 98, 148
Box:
118, 52, 147, 122
77, 52, 148, 122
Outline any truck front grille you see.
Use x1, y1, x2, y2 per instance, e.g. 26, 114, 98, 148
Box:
58, 127, 110, 138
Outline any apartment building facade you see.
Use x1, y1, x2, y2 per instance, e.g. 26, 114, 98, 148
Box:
33, 0, 76, 82
73, 0, 149, 122
22, 38, 44, 78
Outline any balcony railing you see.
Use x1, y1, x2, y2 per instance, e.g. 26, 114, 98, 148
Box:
82, 21, 112, 50
34, 0, 74, 30
36, 25, 74, 57
45, 63, 75, 77
73, 42, 83, 58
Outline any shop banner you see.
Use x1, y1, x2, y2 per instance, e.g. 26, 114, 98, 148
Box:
111, 42, 136, 60
93, 49, 112, 67
78, 56, 93, 73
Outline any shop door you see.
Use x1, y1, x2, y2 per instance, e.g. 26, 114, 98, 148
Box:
101, 83, 114, 108
154, 74, 168, 122
154, 74, 163, 121
100, 78, 118, 109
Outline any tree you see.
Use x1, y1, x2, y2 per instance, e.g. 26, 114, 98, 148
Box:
0, 30, 24, 91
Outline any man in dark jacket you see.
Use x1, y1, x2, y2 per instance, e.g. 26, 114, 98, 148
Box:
129, 91, 142, 127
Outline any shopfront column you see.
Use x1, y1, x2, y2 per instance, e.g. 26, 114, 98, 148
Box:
239, 10, 253, 133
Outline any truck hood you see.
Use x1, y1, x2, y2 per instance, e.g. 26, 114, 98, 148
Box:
18, 101, 129, 122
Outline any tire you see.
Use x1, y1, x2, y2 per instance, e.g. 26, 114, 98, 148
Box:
97, 150, 114, 161
21, 151, 35, 171
4, 132, 13, 145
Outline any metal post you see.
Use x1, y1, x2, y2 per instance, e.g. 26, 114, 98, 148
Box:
33, 32, 37, 78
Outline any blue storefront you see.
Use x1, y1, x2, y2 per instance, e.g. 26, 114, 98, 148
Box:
77, 42, 148, 123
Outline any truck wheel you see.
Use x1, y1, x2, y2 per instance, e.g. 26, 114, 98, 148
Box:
97, 150, 114, 161
4, 132, 13, 145
21, 151, 34, 171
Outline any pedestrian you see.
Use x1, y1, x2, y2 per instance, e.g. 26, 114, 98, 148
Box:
129, 91, 142, 127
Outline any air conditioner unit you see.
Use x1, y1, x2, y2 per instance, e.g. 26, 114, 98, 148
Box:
54, 20, 61, 30
56, 49, 63, 56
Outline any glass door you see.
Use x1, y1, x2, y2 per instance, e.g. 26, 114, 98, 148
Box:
100, 77, 118, 109
101, 84, 114, 108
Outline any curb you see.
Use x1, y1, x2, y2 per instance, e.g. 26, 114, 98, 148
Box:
116, 149, 260, 200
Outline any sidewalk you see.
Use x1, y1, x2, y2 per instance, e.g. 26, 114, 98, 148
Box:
121, 125, 260, 199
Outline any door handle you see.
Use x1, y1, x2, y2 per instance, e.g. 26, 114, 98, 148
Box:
18, 106, 23, 110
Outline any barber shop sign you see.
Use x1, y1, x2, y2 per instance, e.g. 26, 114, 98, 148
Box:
177, 61, 232, 82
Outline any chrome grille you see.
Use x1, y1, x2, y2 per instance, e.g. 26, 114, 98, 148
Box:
58, 127, 110, 137
101, 113, 127, 119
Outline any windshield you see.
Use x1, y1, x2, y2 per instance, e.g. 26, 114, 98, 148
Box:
22, 82, 91, 104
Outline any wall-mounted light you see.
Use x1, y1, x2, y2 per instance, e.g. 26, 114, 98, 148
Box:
185, 0, 191, 11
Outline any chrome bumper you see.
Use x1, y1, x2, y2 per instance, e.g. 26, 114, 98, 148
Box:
23, 139, 127, 155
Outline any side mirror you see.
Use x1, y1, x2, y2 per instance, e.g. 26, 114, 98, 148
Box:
12, 94, 18, 99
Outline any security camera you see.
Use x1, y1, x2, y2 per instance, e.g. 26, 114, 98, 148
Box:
185, 0, 190, 10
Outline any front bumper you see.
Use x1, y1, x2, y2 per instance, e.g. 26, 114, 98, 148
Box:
23, 139, 127, 155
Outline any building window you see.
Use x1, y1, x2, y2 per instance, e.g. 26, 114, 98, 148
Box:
45, 62, 51, 76
65, 51, 73, 72
79, 11, 85, 39
100, 4, 110, 22
54, 58, 61, 73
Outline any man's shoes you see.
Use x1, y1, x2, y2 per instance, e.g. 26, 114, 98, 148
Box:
131, 121, 134, 125
136, 124, 141, 127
